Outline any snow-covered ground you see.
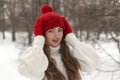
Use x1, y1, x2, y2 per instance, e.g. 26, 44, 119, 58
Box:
0, 32, 120, 80
0, 32, 29, 80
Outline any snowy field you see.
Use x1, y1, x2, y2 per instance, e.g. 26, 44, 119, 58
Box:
0, 32, 29, 80
0, 32, 120, 80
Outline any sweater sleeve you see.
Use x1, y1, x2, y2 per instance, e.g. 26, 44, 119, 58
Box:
65, 33, 100, 73
18, 36, 48, 80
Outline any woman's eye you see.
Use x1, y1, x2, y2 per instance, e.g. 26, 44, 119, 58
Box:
48, 29, 54, 33
58, 28, 63, 32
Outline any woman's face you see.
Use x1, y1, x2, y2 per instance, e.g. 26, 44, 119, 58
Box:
45, 27, 63, 47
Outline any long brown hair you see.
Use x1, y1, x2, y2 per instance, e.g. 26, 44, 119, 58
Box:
43, 40, 82, 80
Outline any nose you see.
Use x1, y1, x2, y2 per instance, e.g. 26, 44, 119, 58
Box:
54, 31, 59, 38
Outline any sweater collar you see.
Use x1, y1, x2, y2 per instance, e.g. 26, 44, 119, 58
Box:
50, 45, 60, 55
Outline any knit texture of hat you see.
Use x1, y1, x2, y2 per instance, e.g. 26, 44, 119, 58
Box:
35, 5, 65, 36
42, 5, 65, 33
34, 4, 72, 37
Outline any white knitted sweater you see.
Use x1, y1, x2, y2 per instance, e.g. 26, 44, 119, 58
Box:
18, 33, 99, 80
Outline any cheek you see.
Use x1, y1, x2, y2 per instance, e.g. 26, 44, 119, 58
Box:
59, 33, 63, 38
45, 34, 53, 42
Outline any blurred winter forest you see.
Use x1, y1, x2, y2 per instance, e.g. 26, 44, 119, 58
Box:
0, 0, 120, 43
0, 0, 120, 80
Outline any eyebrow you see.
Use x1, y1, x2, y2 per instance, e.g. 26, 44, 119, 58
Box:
53, 27, 62, 29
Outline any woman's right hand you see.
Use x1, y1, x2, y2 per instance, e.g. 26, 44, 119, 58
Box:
33, 17, 45, 47
34, 17, 43, 36
63, 17, 73, 38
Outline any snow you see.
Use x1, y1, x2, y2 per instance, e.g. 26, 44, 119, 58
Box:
0, 32, 29, 80
0, 32, 120, 80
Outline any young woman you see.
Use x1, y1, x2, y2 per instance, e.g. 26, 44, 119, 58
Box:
19, 5, 99, 80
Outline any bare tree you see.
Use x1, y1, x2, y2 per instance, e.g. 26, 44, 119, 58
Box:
0, 0, 6, 39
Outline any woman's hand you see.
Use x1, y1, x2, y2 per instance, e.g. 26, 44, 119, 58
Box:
34, 17, 43, 36
63, 17, 73, 37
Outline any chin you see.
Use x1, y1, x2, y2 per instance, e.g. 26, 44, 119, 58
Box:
52, 45, 58, 48
51, 44, 60, 47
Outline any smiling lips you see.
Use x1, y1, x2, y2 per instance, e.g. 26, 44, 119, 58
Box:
52, 39, 59, 43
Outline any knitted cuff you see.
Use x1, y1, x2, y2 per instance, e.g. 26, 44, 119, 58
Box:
65, 33, 80, 47
33, 36, 45, 48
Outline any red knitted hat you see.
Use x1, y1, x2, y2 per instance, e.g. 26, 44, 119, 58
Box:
35, 5, 65, 35
34, 5, 72, 36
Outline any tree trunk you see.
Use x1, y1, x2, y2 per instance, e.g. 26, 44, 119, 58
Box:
2, 30, 5, 39
12, 27, 16, 41
28, 32, 32, 45
86, 29, 90, 40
